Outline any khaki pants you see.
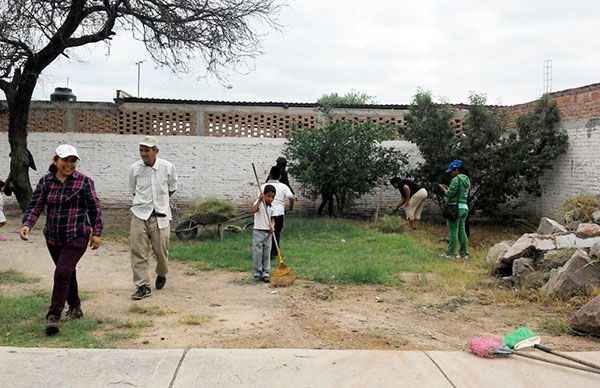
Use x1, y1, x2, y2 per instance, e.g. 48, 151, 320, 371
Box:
405, 188, 428, 220
130, 215, 170, 287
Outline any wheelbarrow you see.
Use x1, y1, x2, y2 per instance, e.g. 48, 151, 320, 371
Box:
174, 211, 253, 241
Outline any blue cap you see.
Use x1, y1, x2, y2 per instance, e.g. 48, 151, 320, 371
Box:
446, 159, 463, 173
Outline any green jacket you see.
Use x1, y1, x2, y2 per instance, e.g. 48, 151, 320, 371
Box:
445, 174, 470, 205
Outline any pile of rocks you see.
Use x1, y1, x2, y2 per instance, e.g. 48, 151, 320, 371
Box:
486, 217, 600, 336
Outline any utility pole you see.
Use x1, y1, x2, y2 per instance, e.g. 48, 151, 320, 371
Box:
135, 60, 145, 97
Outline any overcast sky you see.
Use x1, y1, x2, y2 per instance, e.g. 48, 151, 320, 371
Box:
32, 0, 600, 105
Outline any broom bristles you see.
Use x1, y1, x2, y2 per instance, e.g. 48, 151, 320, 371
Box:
504, 327, 538, 349
468, 336, 505, 358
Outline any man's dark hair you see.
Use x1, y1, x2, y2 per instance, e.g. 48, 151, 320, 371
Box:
390, 176, 402, 185
276, 157, 287, 167
264, 184, 277, 195
269, 165, 282, 180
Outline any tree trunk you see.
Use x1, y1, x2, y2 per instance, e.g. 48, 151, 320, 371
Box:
7, 75, 38, 211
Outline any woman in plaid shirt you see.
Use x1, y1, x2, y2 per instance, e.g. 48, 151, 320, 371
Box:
20, 145, 103, 336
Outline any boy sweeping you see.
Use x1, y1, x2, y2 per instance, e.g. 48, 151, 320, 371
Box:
250, 185, 276, 283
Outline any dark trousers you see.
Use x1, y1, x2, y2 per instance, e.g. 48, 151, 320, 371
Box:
46, 236, 89, 318
318, 194, 334, 216
271, 215, 284, 259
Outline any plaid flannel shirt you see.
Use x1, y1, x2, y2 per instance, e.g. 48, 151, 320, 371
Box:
22, 171, 103, 245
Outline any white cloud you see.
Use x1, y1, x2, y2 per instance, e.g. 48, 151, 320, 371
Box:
31, 0, 600, 106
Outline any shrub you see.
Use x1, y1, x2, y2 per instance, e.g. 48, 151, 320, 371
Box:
560, 192, 600, 223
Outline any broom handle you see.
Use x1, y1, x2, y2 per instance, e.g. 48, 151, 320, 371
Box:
512, 350, 600, 375
534, 344, 600, 371
252, 163, 283, 263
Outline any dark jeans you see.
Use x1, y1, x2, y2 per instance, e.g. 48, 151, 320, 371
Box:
271, 215, 284, 259
46, 236, 89, 318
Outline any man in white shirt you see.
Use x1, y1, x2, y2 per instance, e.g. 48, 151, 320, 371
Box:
128, 136, 178, 300
261, 166, 296, 261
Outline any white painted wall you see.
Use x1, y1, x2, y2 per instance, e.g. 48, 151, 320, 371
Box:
0, 133, 419, 216
2, 121, 598, 219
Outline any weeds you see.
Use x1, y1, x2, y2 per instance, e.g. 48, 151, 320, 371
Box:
128, 304, 171, 316
0, 269, 39, 284
180, 313, 212, 326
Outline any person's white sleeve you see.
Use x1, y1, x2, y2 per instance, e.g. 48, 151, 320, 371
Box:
168, 163, 178, 192
128, 165, 136, 196
284, 185, 294, 200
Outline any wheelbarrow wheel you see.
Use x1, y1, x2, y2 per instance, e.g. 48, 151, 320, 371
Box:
175, 220, 199, 241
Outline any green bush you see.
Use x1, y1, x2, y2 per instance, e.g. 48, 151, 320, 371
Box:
560, 193, 600, 223
375, 215, 405, 234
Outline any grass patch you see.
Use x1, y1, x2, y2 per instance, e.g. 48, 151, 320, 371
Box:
128, 304, 171, 316
171, 217, 524, 287
540, 318, 572, 336
0, 269, 40, 284
180, 313, 212, 326
0, 291, 142, 348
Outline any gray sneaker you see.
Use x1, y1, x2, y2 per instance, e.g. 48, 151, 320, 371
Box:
132, 285, 151, 300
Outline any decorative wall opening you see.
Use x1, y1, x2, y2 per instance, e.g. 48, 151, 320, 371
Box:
205, 113, 317, 138
118, 111, 195, 136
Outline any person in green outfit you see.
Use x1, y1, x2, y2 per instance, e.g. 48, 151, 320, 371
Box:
439, 160, 471, 259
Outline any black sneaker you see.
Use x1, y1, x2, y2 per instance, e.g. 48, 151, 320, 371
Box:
156, 276, 167, 290
45, 315, 60, 336
262, 276, 270, 283
132, 285, 151, 300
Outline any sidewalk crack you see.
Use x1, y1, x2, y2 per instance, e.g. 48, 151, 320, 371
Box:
169, 348, 189, 388
425, 352, 456, 388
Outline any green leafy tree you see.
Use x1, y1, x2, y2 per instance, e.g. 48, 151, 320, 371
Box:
283, 120, 407, 215
317, 90, 376, 113
0, 0, 282, 210
405, 91, 568, 214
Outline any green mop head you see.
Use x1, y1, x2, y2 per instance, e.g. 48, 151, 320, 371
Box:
504, 327, 538, 349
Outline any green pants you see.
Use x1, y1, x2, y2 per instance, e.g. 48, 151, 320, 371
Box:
446, 208, 469, 257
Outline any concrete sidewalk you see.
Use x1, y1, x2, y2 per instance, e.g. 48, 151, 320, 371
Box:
1, 347, 599, 387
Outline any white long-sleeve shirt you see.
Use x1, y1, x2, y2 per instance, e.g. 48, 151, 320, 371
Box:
128, 158, 178, 229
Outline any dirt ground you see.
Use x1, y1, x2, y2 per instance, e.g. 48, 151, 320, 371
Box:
1, 214, 599, 351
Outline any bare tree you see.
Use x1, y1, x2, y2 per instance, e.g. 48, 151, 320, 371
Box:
0, 0, 282, 210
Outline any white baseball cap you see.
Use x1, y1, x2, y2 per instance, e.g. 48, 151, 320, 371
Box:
54, 144, 80, 160
139, 135, 158, 148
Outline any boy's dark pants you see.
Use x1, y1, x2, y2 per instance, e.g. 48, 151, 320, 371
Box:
46, 236, 89, 318
271, 215, 284, 259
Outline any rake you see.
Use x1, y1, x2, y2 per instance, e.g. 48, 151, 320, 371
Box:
252, 163, 296, 287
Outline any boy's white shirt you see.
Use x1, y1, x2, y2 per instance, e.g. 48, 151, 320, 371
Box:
253, 199, 272, 230
261, 181, 294, 217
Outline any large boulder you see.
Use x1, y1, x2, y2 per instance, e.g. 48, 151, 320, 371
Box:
538, 249, 575, 271
485, 241, 513, 266
537, 217, 568, 235
496, 234, 538, 275
541, 250, 600, 298
512, 258, 535, 279
570, 296, 600, 336
576, 223, 600, 238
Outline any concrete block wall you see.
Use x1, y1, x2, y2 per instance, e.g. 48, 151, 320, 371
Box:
0, 133, 419, 216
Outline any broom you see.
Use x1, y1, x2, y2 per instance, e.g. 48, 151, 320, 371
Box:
504, 327, 600, 371
252, 163, 296, 287
468, 336, 600, 375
